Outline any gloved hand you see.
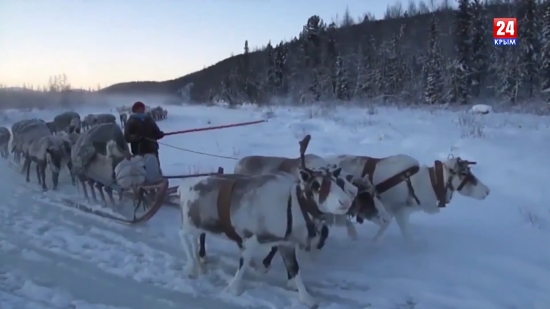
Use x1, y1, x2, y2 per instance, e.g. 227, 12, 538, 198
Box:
157, 131, 165, 139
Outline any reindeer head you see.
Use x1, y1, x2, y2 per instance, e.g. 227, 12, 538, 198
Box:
296, 136, 356, 215
444, 156, 490, 200
46, 146, 64, 173
346, 175, 391, 226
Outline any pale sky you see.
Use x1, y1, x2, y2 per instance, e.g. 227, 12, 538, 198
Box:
0, 0, 394, 89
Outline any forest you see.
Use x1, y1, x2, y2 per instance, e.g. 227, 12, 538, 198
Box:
2, 0, 549, 111
98, 0, 549, 109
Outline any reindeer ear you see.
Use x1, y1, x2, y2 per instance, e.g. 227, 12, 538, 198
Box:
298, 169, 312, 182
331, 167, 342, 178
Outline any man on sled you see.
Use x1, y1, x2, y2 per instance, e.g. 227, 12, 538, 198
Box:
124, 101, 165, 162
119, 101, 166, 190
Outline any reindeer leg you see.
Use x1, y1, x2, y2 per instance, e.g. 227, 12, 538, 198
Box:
279, 245, 318, 308
179, 228, 200, 278
394, 209, 412, 242
345, 218, 358, 240
79, 176, 89, 200
224, 236, 260, 296
104, 187, 116, 205
52, 170, 60, 190
40, 163, 48, 191
197, 233, 207, 265
23, 156, 30, 176
254, 246, 278, 274
67, 161, 75, 186
35, 163, 41, 185
87, 180, 98, 203
95, 183, 108, 205
24, 158, 31, 182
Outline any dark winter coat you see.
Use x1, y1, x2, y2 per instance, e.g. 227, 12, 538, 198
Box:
123, 114, 164, 156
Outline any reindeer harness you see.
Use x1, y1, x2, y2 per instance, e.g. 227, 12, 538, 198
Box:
215, 178, 307, 249
428, 159, 478, 207
361, 157, 421, 205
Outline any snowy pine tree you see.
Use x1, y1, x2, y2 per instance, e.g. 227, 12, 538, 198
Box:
265, 42, 276, 95
518, 0, 539, 98
454, 0, 471, 104
238, 40, 251, 101
274, 42, 288, 94
469, 0, 488, 97
335, 55, 350, 100
540, 1, 550, 99
423, 15, 444, 104
325, 22, 338, 96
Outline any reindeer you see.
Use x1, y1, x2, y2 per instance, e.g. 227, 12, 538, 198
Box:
82, 114, 96, 131
234, 152, 391, 240
11, 119, 45, 164
177, 136, 358, 308
68, 117, 81, 133
0, 127, 11, 158
94, 113, 117, 125
53, 111, 80, 134
119, 113, 128, 128
324, 154, 491, 241
13, 120, 50, 170
25, 135, 74, 190
162, 110, 168, 120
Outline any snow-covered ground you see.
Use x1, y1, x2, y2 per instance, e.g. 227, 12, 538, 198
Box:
1, 103, 550, 309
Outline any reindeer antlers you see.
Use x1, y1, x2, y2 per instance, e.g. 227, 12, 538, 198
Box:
299, 135, 311, 170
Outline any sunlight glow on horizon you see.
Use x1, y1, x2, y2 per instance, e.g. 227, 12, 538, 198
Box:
0, 0, 390, 89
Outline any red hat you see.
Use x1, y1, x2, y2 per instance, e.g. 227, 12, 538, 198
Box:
132, 101, 145, 112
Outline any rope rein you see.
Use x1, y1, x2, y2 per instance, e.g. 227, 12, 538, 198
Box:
156, 141, 239, 160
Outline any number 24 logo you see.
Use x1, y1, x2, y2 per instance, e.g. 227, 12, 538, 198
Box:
496, 20, 515, 36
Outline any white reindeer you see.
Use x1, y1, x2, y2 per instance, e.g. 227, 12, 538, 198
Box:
325, 154, 491, 241
178, 168, 357, 308
234, 153, 391, 239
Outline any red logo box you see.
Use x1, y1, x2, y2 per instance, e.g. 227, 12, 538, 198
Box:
493, 18, 517, 40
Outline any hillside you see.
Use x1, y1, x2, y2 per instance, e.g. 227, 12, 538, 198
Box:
100, 0, 542, 106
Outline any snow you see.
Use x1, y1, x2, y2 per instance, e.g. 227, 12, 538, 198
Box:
1, 103, 550, 309
470, 104, 492, 114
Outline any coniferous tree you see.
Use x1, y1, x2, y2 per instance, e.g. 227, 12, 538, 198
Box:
454, 0, 471, 104
518, 0, 539, 98
335, 55, 350, 100
540, 0, 550, 99
470, 0, 488, 97
324, 22, 338, 96
423, 15, 444, 104
265, 42, 276, 95
274, 42, 288, 94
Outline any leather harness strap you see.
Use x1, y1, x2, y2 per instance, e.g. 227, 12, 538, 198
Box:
216, 179, 243, 247
361, 158, 381, 181
361, 157, 420, 202
428, 160, 447, 207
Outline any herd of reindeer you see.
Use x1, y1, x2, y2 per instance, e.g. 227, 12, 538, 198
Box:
0, 108, 490, 308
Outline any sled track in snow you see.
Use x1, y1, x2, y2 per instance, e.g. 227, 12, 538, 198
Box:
1, 159, 378, 309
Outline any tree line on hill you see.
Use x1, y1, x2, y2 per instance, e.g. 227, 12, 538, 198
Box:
208, 0, 549, 107
4, 0, 550, 111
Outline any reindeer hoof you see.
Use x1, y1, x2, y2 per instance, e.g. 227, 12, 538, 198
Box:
223, 281, 244, 296
184, 265, 199, 279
